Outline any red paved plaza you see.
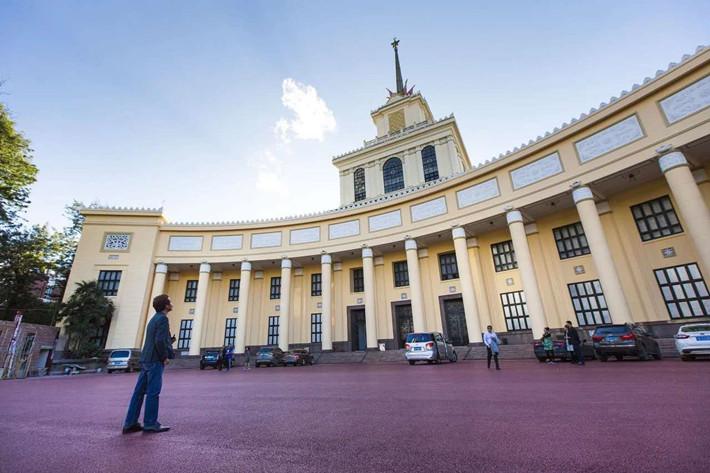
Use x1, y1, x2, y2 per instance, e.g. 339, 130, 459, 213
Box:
1, 360, 708, 473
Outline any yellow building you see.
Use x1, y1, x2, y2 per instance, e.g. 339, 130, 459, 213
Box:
61, 43, 710, 358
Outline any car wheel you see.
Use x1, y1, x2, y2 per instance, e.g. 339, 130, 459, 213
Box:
451, 352, 458, 363
615, 355, 623, 361
598, 355, 608, 362
427, 360, 433, 364
681, 355, 691, 361
107, 370, 112, 374
537, 357, 546, 363
408, 361, 415, 365
200, 364, 204, 370
638, 346, 649, 361
126, 366, 132, 373
653, 351, 662, 360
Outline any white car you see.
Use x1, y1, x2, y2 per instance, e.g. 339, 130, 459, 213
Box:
674, 323, 710, 361
404, 332, 458, 365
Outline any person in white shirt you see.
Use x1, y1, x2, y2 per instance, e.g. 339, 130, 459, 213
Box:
483, 325, 501, 370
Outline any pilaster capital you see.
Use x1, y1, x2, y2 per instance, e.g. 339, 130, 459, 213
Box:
658, 151, 688, 174
506, 210, 523, 225
155, 263, 168, 274
321, 254, 332, 265
281, 258, 292, 269
362, 247, 374, 259
199, 263, 211, 274
451, 226, 467, 240
572, 186, 594, 204
240, 261, 252, 272
404, 239, 418, 251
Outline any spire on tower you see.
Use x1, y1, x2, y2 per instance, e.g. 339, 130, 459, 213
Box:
387, 38, 415, 99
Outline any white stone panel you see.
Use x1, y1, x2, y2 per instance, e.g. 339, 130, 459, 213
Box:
575, 115, 644, 163
329, 220, 360, 239
250, 232, 282, 248
290, 227, 321, 245
456, 178, 500, 208
168, 236, 203, 251
368, 210, 402, 232
510, 153, 563, 190
659, 75, 710, 124
410, 196, 447, 222
211, 235, 243, 250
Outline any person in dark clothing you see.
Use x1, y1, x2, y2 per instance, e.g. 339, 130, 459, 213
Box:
564, 320, 584, 365
122, 294, 175, 434
243, 347, 251, 370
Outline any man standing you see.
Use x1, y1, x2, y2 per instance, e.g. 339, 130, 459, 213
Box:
122, 294, 175, 434
564, 320, 585, 366
483, 325, 501, 370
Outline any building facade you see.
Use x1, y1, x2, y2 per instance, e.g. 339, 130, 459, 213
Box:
60, 44, 710, 357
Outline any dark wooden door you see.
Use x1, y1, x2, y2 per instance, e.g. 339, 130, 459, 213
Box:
394, 304, 413, 349
443, 298, 469, 346
350, 309, 367, 351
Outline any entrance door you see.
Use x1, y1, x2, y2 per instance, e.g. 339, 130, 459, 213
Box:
350, 309, 367, 351
443, 298, 469, 346
394, 304, 413, 349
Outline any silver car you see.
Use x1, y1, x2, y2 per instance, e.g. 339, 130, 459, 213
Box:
106, 349, 141, 373
404, 332, 458, 365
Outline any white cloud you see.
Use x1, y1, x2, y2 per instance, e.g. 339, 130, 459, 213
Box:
251, 149, 288, 197
275, 78, 336, 142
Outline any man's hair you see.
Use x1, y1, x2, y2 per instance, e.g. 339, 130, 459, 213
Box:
565, 320, 572, 325
487, 325, 493, 329
153, 294, 171, 313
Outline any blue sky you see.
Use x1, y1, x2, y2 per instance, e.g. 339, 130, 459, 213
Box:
1, 0, 708, 229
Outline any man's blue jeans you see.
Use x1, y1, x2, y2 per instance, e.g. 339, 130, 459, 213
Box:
123, 362, 164, 429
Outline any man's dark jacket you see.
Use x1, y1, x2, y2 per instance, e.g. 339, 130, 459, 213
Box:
140, 312, 175, 363
565, 326, 581, 346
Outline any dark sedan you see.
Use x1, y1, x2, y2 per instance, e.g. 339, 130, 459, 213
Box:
284, 349, 314, 366
200, 350, 223, 370
592, 324, 662, 361
533, 333, 594, 362
255, 347, 285, 367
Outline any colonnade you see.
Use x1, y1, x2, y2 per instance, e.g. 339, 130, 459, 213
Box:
146, 150, 709, 353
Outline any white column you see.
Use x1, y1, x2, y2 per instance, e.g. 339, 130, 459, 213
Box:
447, 137, 461, 173
321, 254, 333, 351
506, 211, 547, 338
404, 239, 426, 332
141, 263, 169, 347
188, 263, 211, 356
573, 186, 633, 324
451, 227, 483, 343
362, 247, 378, 349
278, 259, 292, 351
234, 261, 251, 354
659, 151, 710, 274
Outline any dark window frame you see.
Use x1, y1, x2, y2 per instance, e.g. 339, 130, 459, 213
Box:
184, 280, 198, 302
491, 240, 517, 272
500, 291, 531, 331
421, 145, 439, 182
383, 157, 405, 193
267, 316, 280, 345
553, 222, 591, 260
270, 277, 281, 300
567, 280, 611, 326
631, 195, 683, 242
177, 319, 193, 349
354, 168, 366, 202
224, 318, 237, 346
97, 270, 122, 297
228, 279, 240, 301
654, 262, 710, 319
311, 313, 322, 343
311, 273, 322, 296
352, 268, 364, 293
438, 253, 459, 281
393, 261, 409, 287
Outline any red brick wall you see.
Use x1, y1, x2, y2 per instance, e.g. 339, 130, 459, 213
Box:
0, 321, 59, 377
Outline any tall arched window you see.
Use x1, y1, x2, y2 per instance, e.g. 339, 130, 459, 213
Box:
421, 145, 439, 182
353, 168, 366, 202
383, 157, 404, 193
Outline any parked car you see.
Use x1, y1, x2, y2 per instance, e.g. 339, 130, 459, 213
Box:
284, 349, 314, 366
533, 332, 595, 362
592, 324, 662, 361
256, 347, 285, 367
106, 349, 141, 373
200, 350, 223, 370
404, 332, 458, 365
674, 323, 710, 361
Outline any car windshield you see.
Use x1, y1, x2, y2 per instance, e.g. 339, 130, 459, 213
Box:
205, 351, 219, 356
406, 333, 433, 343
110, 350, 130, 358
594, 326, 629, 335
681, 325, 710, 333
258, 348, 273, 353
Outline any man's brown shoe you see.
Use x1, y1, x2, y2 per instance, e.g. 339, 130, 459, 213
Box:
121, 423, 143, 434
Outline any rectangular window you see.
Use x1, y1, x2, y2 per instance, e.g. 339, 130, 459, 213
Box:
177, 319, 193, 349
500, 291, 530, 331
553, 222, 591, 260
184, 280, 198, 302
352, 268, 364, 293
311, 313, 322, 343
267, 316, 280, 345
311, 273, 322, 296
393, 261, 409, 287
438, 253, 459, 280
228, 279, 240, 301
270, 277, 281, 300
631, 195, 683, 241
224, 318, 237, 346
97, 270, 122, 296
568, 280, 611, 326
654, 263, 710, 319
491, 240, 517, 272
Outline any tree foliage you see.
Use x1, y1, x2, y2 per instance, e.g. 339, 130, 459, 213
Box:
56, 281, 114, 358
0, 102, 38, 224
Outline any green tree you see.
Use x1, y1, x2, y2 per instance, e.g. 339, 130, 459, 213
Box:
54, 200, 86, 299
56, 281, 114, 358
0, 102, 38, 225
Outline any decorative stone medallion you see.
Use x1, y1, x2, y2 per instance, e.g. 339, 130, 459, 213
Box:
510, 152, 563, 189
575, 115, 644, 163
659, 75, 710, 124
103, 233, 131, 251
